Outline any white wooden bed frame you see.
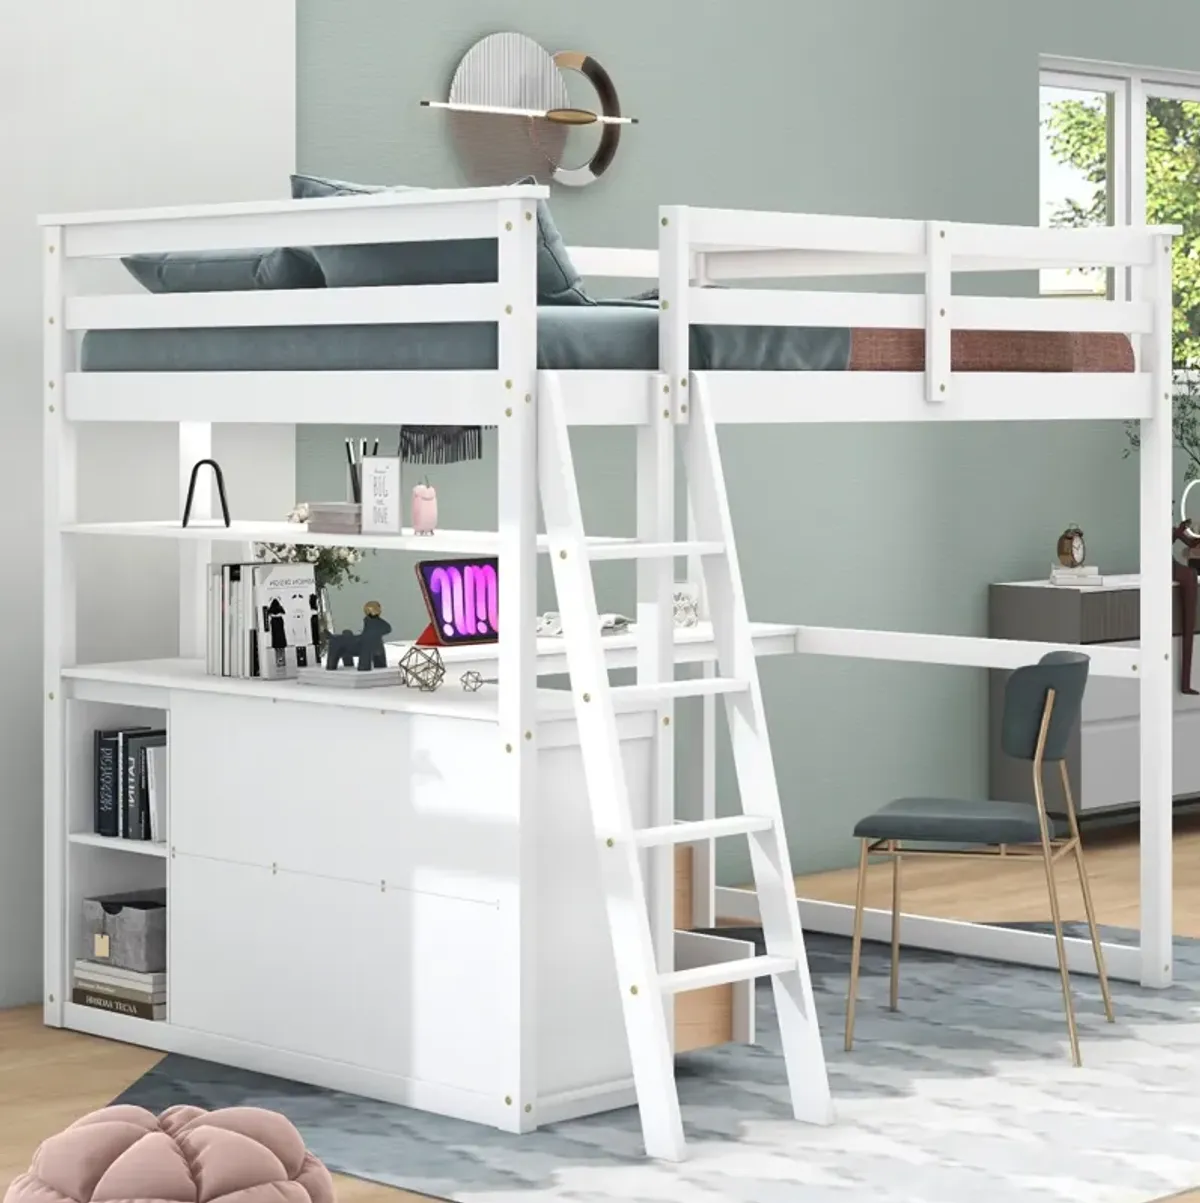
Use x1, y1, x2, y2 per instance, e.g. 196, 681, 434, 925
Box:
41, 182, 1178, 1137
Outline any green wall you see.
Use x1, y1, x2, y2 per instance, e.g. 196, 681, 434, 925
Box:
296, 0, 1200, 881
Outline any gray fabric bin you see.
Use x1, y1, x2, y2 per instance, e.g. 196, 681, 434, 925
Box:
80, 888, 166, 973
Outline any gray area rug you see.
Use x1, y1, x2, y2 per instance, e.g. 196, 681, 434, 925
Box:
113, 926, 1200, 1203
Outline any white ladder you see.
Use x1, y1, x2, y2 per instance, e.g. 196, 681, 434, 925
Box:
537, 372, 833, 1161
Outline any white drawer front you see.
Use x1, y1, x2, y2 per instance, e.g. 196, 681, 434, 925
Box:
169, 854, 507, 1095
168, 691, 507, 903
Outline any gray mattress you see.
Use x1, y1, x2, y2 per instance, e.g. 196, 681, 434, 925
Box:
80, 300, 851, 374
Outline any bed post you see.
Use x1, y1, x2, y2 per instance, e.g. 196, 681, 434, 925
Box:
1138, 231, 1175, 988
644, 205, 689, 1031
496, 194, 540, 1123
42, 224, 72, 1029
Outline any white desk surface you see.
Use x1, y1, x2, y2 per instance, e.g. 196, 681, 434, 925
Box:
995, 574, 1146, 593
385, 621, 800, 676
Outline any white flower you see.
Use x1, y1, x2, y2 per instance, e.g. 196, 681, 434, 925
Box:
288, 504, 310, 524
305, 547, 319, 563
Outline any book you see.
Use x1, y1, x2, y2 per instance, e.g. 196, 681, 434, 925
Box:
145, 743, 167, 843
124, 730, 165, 840
253, 563, 319, 680
93, 730, 119, 837
74, 958, 165, 990
72, 985, 164, 1021
72, 974, 165, 1006
94, 726, 150, 837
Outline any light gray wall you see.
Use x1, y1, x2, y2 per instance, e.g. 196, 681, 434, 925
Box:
4, 1, 296, 1008
296, 0, 1200, 882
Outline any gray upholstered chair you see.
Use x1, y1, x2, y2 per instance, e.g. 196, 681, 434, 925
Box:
843, 649, 1114, 1066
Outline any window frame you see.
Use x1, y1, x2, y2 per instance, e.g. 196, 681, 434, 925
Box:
1040, 57, 1200, 307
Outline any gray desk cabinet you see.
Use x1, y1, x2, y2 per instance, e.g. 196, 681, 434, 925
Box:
988, 578, 1200, 819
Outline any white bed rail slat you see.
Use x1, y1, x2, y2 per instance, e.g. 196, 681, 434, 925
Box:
65, 370, 504, 425
683, 205, 1178, 266
698, 370, 1152, 424
689, 288, 1153, 335
793, 626, 1140, 679
703, 250, 1152, 280
44, 185, 546, 259
64, 369, 654, 427
67, 283, 504, 331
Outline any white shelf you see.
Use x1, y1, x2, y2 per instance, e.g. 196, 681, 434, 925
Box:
68, 832, 168, 858
63, 658, 510, 720
60, 519, 644, 556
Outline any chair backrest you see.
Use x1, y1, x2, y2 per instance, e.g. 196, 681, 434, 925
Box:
1000, 650, 1090, 762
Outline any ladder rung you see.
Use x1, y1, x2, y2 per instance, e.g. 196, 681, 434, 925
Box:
586, 540, 724, 562
631, 815, 776, 848
660, 955, 797, 995
614, 678, 749, 705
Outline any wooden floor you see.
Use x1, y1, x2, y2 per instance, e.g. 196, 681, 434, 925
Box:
2, 820, 1197, 1203
0, 1008, 439, 1203
795, 812, 1200, 936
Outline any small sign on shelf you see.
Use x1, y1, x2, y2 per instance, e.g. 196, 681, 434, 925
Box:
360, 456, 403, 535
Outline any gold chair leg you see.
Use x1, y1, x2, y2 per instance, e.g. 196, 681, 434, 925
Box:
889, 840, 901, 1011
1060, 762, 1115, 1023
845, 838, 870, 1052
1035, 779, 1082, 1067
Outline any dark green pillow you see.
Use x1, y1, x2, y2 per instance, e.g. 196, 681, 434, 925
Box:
289, 173, 590, 303
122, 247, 323, 293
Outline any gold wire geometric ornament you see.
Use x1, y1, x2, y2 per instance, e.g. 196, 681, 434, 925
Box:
398, 645, 446, 692
460, 670, 484, 693
421, 32, 637, 188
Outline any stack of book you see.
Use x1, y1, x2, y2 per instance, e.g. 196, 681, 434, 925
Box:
72, 959, 165, 1021
1049, 564, 1108, 587
208, 561, 320, 680
306, 502, 361, 535
93, 726, 166, 841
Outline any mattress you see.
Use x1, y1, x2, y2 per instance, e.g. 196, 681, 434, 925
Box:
79, 299, 1135, 375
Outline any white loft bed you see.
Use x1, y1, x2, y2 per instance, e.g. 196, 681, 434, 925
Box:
41, 183, 1177, 1157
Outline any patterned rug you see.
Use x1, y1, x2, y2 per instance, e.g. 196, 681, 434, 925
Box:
114, 926, 1200, 1203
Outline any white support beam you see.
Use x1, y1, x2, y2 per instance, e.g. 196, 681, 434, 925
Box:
1137, 234, 1176, 988
715, 887, 1143, 982
495, 197, 541, 1128
793, 625, 1142, 678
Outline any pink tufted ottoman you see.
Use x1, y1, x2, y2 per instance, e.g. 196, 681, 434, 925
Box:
4, 1104, 335, 1203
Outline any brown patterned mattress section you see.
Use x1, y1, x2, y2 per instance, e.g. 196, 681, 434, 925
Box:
848, 328, 1135, 373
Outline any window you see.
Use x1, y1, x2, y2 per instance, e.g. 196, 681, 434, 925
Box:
1038, 74, 1124, 298
1040, 60, 1200, 367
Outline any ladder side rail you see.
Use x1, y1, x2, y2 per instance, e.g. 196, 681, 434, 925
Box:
538, 372, 686, 1161
686, 374, 834, 1125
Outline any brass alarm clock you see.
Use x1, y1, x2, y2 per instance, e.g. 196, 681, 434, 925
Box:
1056, 525, 1086, 568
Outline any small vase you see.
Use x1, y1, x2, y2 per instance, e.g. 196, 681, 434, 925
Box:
314, 585, 335, 657
412, 482, 438, 535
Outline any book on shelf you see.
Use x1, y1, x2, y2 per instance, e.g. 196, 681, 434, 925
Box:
93, 725, 164, 840
208, 560, 319, 681
73, 960, 166, 1020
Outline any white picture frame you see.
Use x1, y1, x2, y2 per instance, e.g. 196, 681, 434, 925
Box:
361, 456, 403, 534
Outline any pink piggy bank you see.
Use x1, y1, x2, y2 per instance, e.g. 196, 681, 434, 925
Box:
412, 481, 438, 535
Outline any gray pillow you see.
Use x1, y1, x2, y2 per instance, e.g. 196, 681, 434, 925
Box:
122, 247, 323, 293
289, 173, 590, 303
